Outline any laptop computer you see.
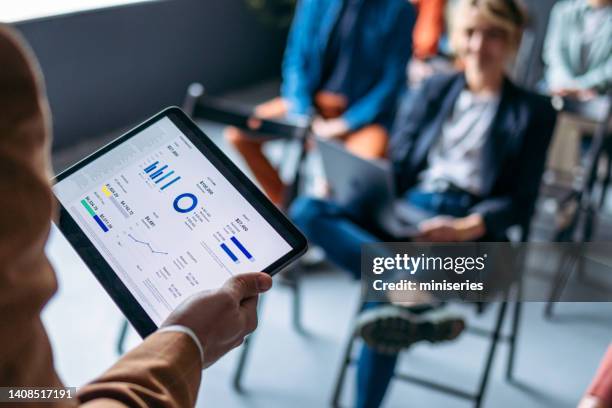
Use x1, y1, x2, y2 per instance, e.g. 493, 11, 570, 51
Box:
317, 139, 433, 238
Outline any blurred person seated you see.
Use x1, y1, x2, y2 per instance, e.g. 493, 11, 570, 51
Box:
290, 0, 557, 407
225, 0, 416, 206
543, 0, 612, 99
579, 344, 612, 408
0, 24, 272, 407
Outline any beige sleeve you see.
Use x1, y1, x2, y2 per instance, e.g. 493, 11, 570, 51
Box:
0, 24, 202, 408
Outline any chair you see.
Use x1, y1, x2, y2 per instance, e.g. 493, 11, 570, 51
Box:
544, 93, 612, 318
330, 227, 530, 408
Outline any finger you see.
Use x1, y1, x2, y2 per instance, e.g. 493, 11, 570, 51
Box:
224, 272, 272, 301
230, 337, 246, 349
247, 117, 262, 130
240, 293, 259, 310
240, 299, 259, 333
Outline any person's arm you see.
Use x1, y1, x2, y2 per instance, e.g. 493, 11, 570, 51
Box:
280, 0, 316, 116
340, 4, 415, 131
0, 23, 65, 393
412, 0, 445, 60
0, 24, 271, 408
543, 2, 581, 91
78, 331, 202, 408
571, 58, 612, 93
79, 273, 272, 407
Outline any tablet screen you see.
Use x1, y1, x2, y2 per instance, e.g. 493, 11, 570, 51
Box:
53, 116, 293, 325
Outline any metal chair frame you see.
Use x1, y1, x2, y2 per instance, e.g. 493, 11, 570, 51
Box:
330, 226, 529, 408
545, 94, 612, 318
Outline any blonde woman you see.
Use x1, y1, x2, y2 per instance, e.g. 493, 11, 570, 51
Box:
291, 1, 557, 407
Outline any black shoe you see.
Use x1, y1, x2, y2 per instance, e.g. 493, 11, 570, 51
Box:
355, 305, 465, 355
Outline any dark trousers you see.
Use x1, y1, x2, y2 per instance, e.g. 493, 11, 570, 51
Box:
290, 189, 473, 408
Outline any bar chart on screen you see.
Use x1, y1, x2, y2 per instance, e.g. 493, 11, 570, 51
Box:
143, 160, 181, 191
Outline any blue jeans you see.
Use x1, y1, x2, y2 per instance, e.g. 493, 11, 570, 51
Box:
289, 190, 473, 408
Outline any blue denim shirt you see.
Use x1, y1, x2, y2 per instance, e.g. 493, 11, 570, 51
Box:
280, 0, 415, 130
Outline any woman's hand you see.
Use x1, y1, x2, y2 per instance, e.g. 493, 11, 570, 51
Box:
312, 117, 349, 139
417, 214, 486, 242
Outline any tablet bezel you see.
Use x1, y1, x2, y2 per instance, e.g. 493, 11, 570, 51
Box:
53, 107, 308, 337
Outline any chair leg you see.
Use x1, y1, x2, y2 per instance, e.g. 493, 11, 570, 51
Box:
232, 334, 253, 392
599, 155, 611, 209
331, 333, 357, 408
116, 319, 129, 355
231, 294, 267, 391
506, 300, 522, 382
544, 253, 577, 318
291, 272, 304, 334
474, 301, 508, 408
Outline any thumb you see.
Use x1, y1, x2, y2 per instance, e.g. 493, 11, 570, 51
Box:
224, 272, 272, 301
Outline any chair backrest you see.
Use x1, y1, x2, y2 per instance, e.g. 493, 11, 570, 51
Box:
183, 82, 206, 117
550, 93, 612, 242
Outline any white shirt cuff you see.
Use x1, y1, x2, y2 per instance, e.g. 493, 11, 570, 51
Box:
158, 325, 204, 367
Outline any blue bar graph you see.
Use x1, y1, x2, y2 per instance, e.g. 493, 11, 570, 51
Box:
93, 215, 109, 232
144, 161, 159, 173
155, 170, 175, 184
160, 176, 181, 190
231, 236, 253, 260
143, 160, 181, 191
150, 165, 169, 179
220, 243, 239, 263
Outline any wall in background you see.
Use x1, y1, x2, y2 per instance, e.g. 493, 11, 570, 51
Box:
16, 0, 287, 150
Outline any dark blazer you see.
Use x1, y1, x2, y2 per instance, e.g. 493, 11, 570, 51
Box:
390, 72, 558, 239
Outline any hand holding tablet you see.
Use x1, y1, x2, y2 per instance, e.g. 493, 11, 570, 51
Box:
52, 107, 307, 337
163, 272, 272, 369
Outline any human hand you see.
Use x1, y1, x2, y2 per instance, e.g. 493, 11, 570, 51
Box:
416, 216, 461, 242
409, 58, 435, 84
247, 98, 289, 130
312, 117, 349, 139
551, 88, 597, 101
162, 272, 272, 369
416, 214, 486, 242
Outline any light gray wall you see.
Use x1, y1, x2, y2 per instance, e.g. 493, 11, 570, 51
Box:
16, 0, 287, 150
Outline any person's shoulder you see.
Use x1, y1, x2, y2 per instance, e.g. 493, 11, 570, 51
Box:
506, 79, 553, 112
550, 0, 585, 18
505, 80, 556, 131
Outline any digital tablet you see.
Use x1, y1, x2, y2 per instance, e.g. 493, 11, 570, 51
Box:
52, 107, 307, 337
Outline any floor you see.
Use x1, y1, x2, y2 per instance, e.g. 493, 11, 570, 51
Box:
44, 81, 612, 407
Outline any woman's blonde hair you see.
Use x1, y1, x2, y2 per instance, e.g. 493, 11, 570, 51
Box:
450, 0, 528, 53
